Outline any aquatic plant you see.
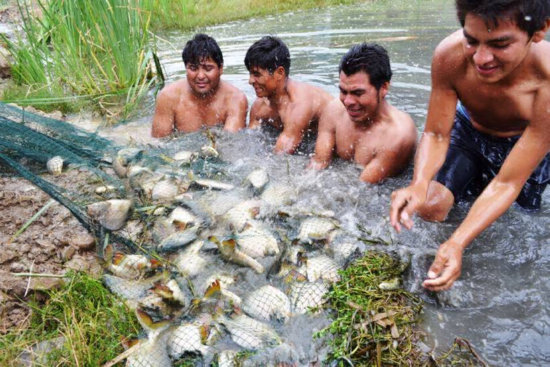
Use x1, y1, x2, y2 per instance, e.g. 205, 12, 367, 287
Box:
316, 251, 426, 366
2, 0, 161, 120
0, 271, 140, 366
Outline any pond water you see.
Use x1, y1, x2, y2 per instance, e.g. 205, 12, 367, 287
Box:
97, 0, 550, 365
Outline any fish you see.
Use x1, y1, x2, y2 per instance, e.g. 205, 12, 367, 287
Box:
379, 277, 401, 291
104, 245, 159, 280
46, 156, 64, 175
219, 313, 281, 350
260, 183, 295, 209
167, 321, 211, 359
236, 222, 279, 258
102, 273, 166, 302
331, 241, 360, 264
246, 168, 269, 192
156, 225, 199, 253
125, 309, 171, 367
199, 274, 242, 305
222, 199, 262, 231
242, 285, 291, 322
192, 178, 235, 191
210, 236, 264, 274
168, 206, 200, 229
172, 240, 207, 278
87, 199, 133, 231
151, 178, 180, 201
199, 145, 219, 158
173, 150, 196, 163
112, 148, 142, 178
289, 281, 329, 315
151, 279, 187, 306
296, 216, 338, 244
302, 254, 341, 283
216, 350, 238, 367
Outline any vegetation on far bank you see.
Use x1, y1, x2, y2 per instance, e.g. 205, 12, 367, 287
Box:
1, 0, 364, 121
0, 271, 140, 366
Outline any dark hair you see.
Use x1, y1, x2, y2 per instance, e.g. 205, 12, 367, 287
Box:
244, 36, 291, 76
182, 33, 223, 67
456, 0, 550, 38
339, 43, 392, 90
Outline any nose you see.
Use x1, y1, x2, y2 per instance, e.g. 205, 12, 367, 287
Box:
197, 69, 206, 79
248, 74, 255, 85
473, 44, 494, 66
341, 93, 354, 107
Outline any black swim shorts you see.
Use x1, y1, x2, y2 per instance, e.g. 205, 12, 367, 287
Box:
435, 102, 550, 210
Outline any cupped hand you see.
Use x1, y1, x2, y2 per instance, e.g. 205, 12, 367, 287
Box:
422, 241, 464, 291
390, 184, 426, 232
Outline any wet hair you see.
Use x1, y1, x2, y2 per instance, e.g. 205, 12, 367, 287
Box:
339, 43, 392, 90
456, 0, 550, 38
182, 33, 223, 67
244, 36, 291, 76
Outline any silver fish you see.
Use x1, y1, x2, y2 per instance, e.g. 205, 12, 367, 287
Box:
169, 206, 200, 229
173, 240, 207, 278
216, 350, 238, 367
46, 156, 64, 175
199, 145, 219, 158
211, 237, 264, 274
222, 199, 262, 232
102, 273, 164, 302
303, 254, 341, 283
167, 322, 210, 359
236, 222, 279, 258
151, 178, 180, 201
173, 150, 196, 163
246, 168, 269, 192
126, 310, 171, 367
156, 225, 199, 253
379, 277, 401, 290
297, 217, 338, 243
107, 252, 159, 280
112, 148, 142, 178
242, 285, 291, 322
290, 281, 328, 315
87, 199, 132, 231
193, 178, 235, 191
260, 184, 295, 209
219, 314, 281, 350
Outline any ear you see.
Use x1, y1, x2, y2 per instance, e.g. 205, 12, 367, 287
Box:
531, 19, 550, 43
274, 66, 286, 80
219, 65, 224, 75
379, 81, 390, 99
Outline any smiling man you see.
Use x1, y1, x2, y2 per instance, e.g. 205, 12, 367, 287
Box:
390, 0, 550, 291
308, 43, 417, 183
245, 36, 335, 154
151, 34, 248, 137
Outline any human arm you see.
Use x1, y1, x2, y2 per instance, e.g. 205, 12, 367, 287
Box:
151, 89, 175, 138
248, 99, 266, 129
308, 102, 337, 169
423, 90, 550, 291
390, 43, 459, 231
224, 92, 248, 132
274, 104, 315, 154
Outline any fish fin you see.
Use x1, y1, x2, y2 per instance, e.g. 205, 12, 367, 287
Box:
104, 243, 114, 263
112, 252, 125, 265
204, 279, 221, 299
199, 324, 209, 343
135, 308, 170, 331
207, 235, 219, 244
221, 239, 236, 250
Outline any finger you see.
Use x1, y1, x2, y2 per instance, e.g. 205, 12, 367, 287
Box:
399, 211, 414, 230
427, 254, 446, 279
390, 193, 407, 231
422, 265, 457, 290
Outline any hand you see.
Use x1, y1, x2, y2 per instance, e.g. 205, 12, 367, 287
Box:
390, 184, 426, 232
422, 241, 464, 291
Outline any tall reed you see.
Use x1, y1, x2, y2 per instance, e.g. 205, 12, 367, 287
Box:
3, 0, 161, 121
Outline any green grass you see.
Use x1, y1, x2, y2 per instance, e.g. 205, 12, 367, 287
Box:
0, 271, 140, 366
142, 0, 364, 31
2, 0, 161, 121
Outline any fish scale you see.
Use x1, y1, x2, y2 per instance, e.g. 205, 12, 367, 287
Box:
167, 322, 210, 359
290, 281, 329, 315
242, 285, 291, 322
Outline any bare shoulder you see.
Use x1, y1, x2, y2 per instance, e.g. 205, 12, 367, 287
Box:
291, 79, 332, 100
157, 79, 187, 102
220, 81, 247, 102
322, 98, 346, 123
432, 29, 466, 78
532, 40, 550, 81
389, 106, 418, 147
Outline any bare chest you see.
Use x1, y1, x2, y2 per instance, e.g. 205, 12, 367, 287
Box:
173, 98, 227, 132
335, 124, 384, 164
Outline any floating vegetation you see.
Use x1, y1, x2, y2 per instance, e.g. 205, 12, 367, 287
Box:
0, 271, 140, 366
2, 0, 161, 120
316, 251, 426, 366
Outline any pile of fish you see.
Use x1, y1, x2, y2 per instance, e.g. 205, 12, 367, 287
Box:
67, 141, 366, 366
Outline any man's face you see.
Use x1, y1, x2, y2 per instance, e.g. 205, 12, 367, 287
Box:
248, 66, 278, 98
185, 57, 222, 96
462, 13, 532, 83
339, 71, 384, 124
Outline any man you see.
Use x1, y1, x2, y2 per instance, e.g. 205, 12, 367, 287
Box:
308, 43, 417, 183
245, 36, 335, 154
151, 34, 248, 137
390, 0, 550, 291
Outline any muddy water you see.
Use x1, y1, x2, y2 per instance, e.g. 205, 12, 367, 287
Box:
96, 0, 550, 365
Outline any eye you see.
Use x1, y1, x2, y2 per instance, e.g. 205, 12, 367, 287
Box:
492, 43, 509, 49
465, 37, 478, 45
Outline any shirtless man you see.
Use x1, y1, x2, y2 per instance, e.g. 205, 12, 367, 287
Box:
245, 36, 335, 154
390, 0, 550, 291
308, 43, 417, 183
151, 34, 248, 137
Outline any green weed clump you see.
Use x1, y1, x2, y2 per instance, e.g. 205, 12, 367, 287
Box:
141, 0, 361, 31
2, 0, 161, 120
0, 271, 140, 366
316, 251, 426, 366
